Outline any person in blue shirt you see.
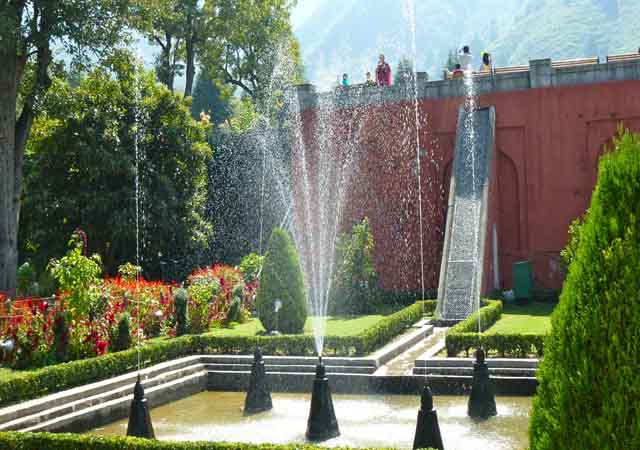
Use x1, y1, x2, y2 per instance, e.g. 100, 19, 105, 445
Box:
341, 73, 349, 87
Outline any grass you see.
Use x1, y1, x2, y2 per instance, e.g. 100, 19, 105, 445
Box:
208, 314, 391, 337
484, 301, 556, 335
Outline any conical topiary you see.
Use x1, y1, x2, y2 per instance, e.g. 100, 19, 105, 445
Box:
256, 228, 307, 334
529, 131, 640, 450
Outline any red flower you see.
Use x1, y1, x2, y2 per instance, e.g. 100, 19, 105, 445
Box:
95, 340, 108, 355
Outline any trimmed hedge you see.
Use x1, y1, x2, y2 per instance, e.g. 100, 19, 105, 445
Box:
0, 301, 436, 408
529, 131, 640, 450
256, 228, 307, 333
445, 300, 545, 357
0, 433, 439, 450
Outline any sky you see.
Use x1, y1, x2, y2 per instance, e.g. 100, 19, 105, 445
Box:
291, 0, 325, 30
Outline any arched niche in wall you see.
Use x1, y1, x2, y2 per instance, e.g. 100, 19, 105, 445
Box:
497, 149, 521, 288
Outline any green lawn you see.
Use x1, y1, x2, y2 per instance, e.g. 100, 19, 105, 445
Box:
484, 301, 556, 335
208, 314, 390, 337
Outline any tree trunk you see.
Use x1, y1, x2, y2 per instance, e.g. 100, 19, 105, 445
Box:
185, 36, 195, 97
0, 47, 20, 295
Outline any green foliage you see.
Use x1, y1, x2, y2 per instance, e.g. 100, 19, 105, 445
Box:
20, 52, 213, 279
256, 228, 307, 334
560, 216, 584, 269
200, 0, 303, 101
191, 70, 231, 125
118, 263, 142, 282
47, 234, 102, 316
239, 253, 264, 284
173, 288, 189, 337
16, 262, 36, 297
110, 314, 133, 352
206, 129, 289, 264
52, 313, 70, 363
530, 131, 640, 450
0, 301, 434, 407
225, 298, 243, 324
330, 218, 380, 315
0, 432, 439, 450
444, 300, 545, 358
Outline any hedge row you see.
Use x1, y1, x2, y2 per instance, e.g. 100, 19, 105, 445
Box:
0, 301, 436, 407
445, 300, 545, 357
0, 433, 438, 450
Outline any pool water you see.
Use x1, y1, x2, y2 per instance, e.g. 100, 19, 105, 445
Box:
91, 391, 531, 450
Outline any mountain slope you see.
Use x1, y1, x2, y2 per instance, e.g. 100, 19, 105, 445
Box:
295, 0, 640, 88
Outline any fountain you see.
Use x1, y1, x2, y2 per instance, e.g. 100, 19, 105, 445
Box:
126, 375, 155, 439
467, 348, 497, 419
305, 356, 340, 441
243, 347, 273, 415
413, 385, 444, 450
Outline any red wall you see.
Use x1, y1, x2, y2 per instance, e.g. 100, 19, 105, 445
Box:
296, 79, 640, 292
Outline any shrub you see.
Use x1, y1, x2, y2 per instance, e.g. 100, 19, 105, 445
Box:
239, 252, 264, 284
16, 262, 36, 296
52, 311, 69, 362
225, 298, 242, 324
330, 217, 380, 315
529, 131, 640, 450
47, 232, 103, 316
0, 432, 438, 450
559, 216, 584, 270
110, 314, 133, 352
256, 228, 307, 334
173, 289, 189, 337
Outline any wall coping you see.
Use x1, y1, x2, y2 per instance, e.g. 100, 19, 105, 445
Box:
295, 55, 640, 111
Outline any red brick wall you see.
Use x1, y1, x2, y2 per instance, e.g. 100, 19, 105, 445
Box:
295, 79, 640, 292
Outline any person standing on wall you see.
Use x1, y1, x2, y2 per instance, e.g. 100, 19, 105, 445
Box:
376, 54, 392, 86
479, 52, 493, 72
458, 45, 472, 71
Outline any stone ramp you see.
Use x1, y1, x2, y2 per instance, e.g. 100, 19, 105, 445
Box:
436, 106, 496, 322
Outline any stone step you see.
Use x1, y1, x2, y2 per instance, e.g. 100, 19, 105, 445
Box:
414, 357, 539, 369
412, 367, 537, 377
0, 355, 202, 425
201, 355, 378, 367
21, 371, 206, 433
204, 363, 375, 374
0, 363, 206, 431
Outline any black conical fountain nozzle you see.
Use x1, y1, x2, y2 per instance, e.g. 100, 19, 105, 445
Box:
305, 355, 340, 441
413, 384, 444, 450
244, 346, 273, 415
467, 348, 497, 419
126, 375, 155, 439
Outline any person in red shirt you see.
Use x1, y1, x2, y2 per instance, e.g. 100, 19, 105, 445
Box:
376, 54, 392, 86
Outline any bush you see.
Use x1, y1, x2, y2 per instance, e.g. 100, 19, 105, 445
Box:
0, 432, 438, 450
53, 312, 69, 362
0, 301, 434, 407
529, 131, 640, 450
256, 228, 307, 334
110, 314, 132, 352
330, 217, 380, 315
239, 253, 264, 284
174, 289, 189, 337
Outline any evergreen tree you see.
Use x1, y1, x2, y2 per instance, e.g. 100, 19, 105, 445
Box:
191, 70, 231, 125
256, 228, 307, 334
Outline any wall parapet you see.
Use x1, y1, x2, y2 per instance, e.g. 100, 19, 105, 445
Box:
294, 54, 640, 111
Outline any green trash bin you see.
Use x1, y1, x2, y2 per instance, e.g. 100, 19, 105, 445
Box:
512, 260, 533, 300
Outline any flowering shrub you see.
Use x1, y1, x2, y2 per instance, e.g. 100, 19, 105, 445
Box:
186, 264, 256, 332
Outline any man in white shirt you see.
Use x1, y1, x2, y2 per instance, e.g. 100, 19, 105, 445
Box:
458, 45, 472, 71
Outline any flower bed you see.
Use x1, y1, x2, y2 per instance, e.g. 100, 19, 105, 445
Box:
0, 261, 257, 370
0, 301, 435, 407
